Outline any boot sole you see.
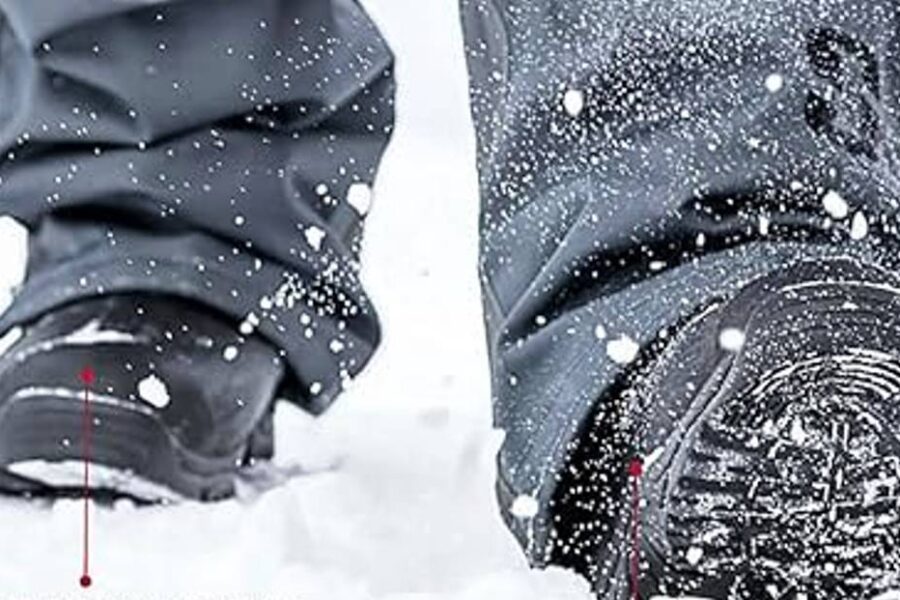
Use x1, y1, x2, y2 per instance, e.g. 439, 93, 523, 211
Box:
0, 390, 243, 502
637, 260, 900, 598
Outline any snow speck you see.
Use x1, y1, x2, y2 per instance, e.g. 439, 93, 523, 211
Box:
137, 374, 170, 409
346, 182, 373, 216
305, 225, 326, 251
790, 417, 808, 444
685, 546, 704, 566
223, 345, 239, 362
510, 494, 539, 519
239, 312, 260, 335
562, 89, 585, 117
850, 211, 869, 240
309, 381, 323, 395
233, 215, 245, 226
718, 327, 746, 352
195, 335, 214, 349
594, 323, 607, 340
822, 190, 849, 220
765, 73, 784, 93
606, 335, 639, 365
315, 183, 329, 196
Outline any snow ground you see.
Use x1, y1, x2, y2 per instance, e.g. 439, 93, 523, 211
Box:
0, 1, 594, 598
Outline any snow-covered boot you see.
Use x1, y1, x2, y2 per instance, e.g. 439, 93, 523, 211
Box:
555, 259, 900, 599
0, 295, 283, 502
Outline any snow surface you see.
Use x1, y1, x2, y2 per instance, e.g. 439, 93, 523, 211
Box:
0, 1, 595, 598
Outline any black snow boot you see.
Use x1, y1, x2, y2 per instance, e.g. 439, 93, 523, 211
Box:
0, 295, 284, 502
553, 259, 900, 599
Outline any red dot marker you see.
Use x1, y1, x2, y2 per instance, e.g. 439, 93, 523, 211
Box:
628, 457, 643, 477
79, 575, 92, 588
79, 366, 95, 386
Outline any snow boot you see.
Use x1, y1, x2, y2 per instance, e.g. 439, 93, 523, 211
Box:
555, 258, 900, 599
0, 294, 284, 502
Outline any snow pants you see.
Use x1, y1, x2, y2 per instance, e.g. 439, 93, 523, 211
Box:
2, 0, 900, 581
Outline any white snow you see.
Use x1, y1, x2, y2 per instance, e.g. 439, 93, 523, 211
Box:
239, 312, 260, 335
822, 190, 849, 220
347, 182, 374, 216
562, 89, 585, 117
606, 334, 640, 365
222, 345, 240, 362
137, 374, 171, 409
510, 495, 540, 519
0, 405, 592, 599
305, 225, 327, 251
850, 211, 869, 240
718, 327, 746, 352
764, 73, 784, 93
790, 418, 807, 445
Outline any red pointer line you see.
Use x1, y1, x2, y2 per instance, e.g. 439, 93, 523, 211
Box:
628, 457, 643, 600
79, 366, 94, 589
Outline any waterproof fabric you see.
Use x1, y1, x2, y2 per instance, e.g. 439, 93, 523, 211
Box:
3, 0, 900, 580
0, 0, 394, 415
